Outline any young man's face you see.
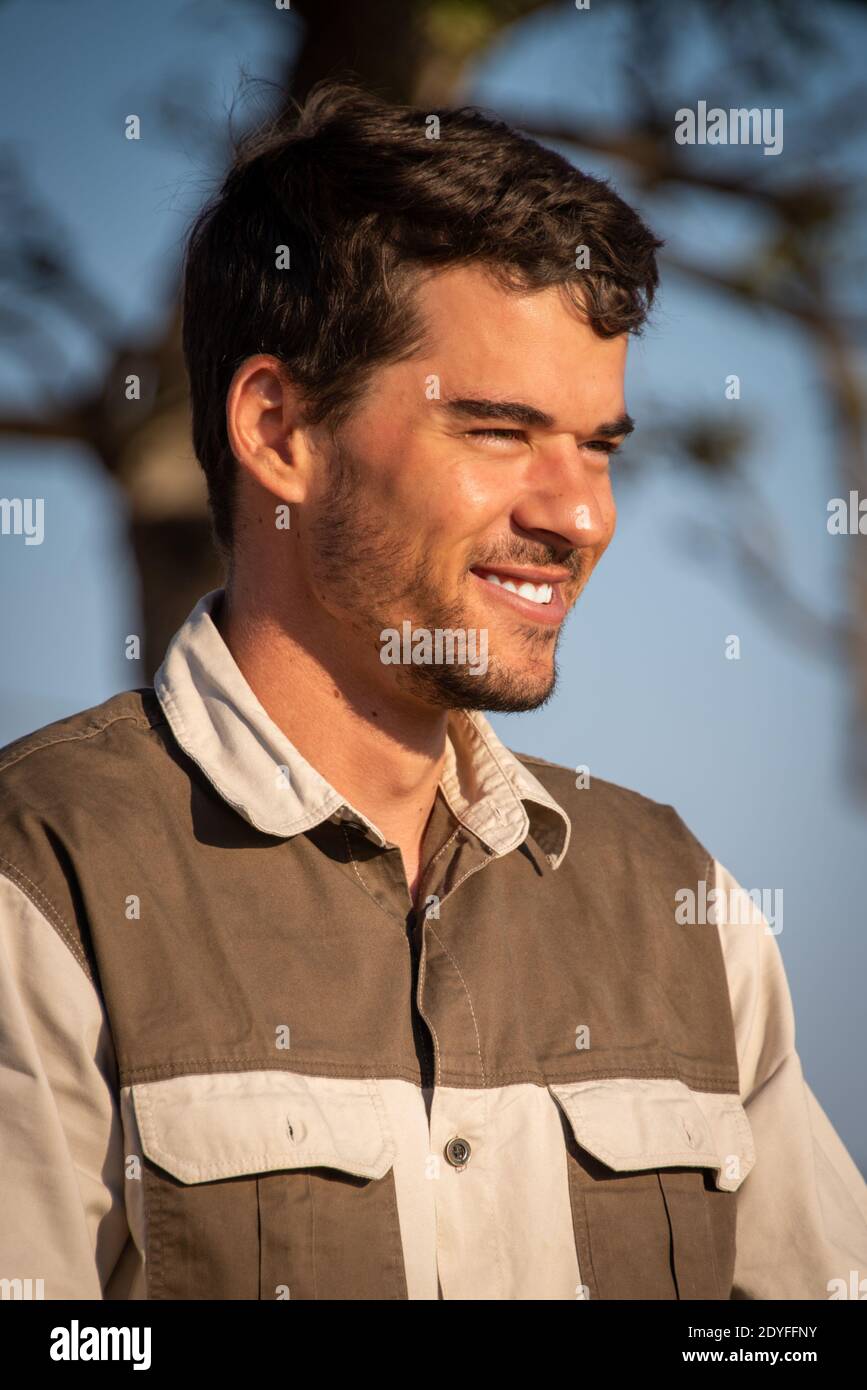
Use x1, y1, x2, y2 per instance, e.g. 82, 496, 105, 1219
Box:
303, 263, 630, 713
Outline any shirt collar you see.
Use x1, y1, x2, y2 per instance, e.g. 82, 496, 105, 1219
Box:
154, 589, 571, 868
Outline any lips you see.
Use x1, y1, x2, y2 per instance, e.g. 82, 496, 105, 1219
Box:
470, 565, 568, 626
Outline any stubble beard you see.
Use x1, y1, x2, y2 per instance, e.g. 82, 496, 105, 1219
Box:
309, 439, 566, 713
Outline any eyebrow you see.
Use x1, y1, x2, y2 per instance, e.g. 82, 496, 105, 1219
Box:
439, 397, 635, 438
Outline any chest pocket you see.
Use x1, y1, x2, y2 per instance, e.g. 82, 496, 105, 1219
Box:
132, 1070, 408, 1300
549, 1078, 755, 1300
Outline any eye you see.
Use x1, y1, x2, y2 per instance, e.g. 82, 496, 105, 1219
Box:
465, 428, 526, 443
584, 440, 621, 455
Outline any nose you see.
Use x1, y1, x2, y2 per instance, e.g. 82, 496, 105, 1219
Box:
510, 442, 614, 551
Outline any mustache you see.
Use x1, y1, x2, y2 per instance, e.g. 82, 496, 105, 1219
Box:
469, 546, 583, 579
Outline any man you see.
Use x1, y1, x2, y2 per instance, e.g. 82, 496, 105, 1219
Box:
1, 82, 865, 1302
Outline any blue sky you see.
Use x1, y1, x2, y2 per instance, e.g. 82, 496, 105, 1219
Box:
1, 0, 865, 1170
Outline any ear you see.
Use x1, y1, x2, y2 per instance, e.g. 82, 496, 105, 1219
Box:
226, 354, 315, 505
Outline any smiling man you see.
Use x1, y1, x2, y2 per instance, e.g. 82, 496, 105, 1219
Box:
1, 82, 866, 1302
217, 258, 631, 898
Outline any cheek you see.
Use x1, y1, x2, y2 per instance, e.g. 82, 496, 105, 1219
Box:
442, 463, 511, 536
379, 448, 508, 543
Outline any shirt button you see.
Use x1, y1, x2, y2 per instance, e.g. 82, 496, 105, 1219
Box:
445, 1136, 472, 1168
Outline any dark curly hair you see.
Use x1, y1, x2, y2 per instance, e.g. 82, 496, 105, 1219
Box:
182, 81, 663, 555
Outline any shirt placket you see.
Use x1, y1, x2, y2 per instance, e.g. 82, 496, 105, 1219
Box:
337, 790, 505, 1300
410, 794, 503, 1299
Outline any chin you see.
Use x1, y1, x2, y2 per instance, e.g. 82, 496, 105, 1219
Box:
463, 674, 557, 714
407, 657, 558, 714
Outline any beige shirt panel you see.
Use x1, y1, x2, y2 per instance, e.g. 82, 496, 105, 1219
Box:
715, 858, 867, 1298
0, 875, 138, 1299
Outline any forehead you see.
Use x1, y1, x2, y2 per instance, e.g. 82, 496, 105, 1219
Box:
408, 263, 628, 417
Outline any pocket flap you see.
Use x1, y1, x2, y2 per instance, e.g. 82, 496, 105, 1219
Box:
549, 1077, 755, 1192
132, 1070, 396, 1184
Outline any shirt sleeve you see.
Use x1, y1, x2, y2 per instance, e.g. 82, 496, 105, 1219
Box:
713, 858, 867, 1299
0, 873, 134, 1299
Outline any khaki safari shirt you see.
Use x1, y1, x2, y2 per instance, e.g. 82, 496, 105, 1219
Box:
1, 587, 866, 1300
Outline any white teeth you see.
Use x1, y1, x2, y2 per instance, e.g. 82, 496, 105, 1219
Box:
479, 573, 553, 605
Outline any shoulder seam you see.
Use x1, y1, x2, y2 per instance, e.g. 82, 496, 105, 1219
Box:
511, 751, 570, 771
0, 703, 166, 778
0, 860, 94, 983
514, 751, 672, 812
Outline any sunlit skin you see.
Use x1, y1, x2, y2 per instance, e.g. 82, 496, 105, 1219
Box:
218, 264, 630, 899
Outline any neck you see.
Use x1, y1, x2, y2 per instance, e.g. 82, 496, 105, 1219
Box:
214, 581, 449, 900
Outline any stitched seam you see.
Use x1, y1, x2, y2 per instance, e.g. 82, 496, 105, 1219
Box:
415, 823, 461, 914
702, 1184, 723, 1297
425, 824, 461, 874
340, 825, 407, 929
459, 717, 569, 843
727, 1101, 756, 1167
706, 853, 747, 1096
434, 780, 482, 840
435, 850, 496, 912
658, 1170, 724, 1300
0, 861, 92, 979
485, 1084, 505, 1297
454, 712, 527, 836
310, 1172, 318, 1301
406, 842, 494, 1090
511, 753, 565, 767
457, 709, 520, 793
0, 708, 161, 776
121, 1054, 421, 1076
143, 1152, 384, 1180
143, 1162, 165, 1299
583, 1144, 721, 1168
135, 1086, 391, 1178
703, 851, 714, 905
656, 1172, 679, 1297
159, 681, 350, 839
570, 1095, 716, 1166
427, 923, 486, 1087
576, 1180, 600, 1300
364, 1075, 399, 1154
419, 849, 498, 1085
256, 1180, 263, 1301
566, 1088, 749, 1175
119, 1060, 738, 1087
383, 1162, 409, 1299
